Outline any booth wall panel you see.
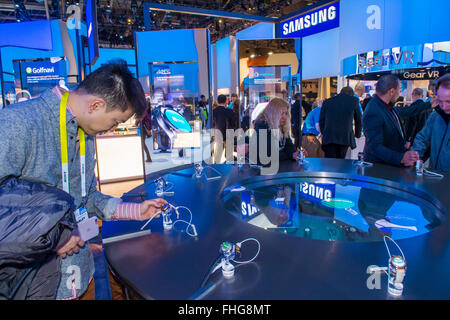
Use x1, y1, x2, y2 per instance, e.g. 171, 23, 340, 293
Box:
135, 29, 199, 78
302, 28, 340, 80
235, 22, 274, 41
339, 0, 450, 61
91, 48, 136, 74
216, 37, 231, 90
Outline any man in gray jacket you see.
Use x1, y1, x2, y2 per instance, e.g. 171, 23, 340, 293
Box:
412, 73, 450, 172
0, 63, 167, 299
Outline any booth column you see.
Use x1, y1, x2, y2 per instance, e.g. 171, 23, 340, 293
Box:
0, 48, 5, 108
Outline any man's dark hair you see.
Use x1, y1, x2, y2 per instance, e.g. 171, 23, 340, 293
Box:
341, 86, 354, 96
200, 94, 205, 99
76, 62, 146, 118
294, 93, 301, 99
375, 74, 400, 95
412, 88, 423, 97
436, 73, 450, 92
217, 94, 227, 104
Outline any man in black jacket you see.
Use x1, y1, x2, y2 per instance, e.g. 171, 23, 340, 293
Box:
319, 86, 362, 158
212, 94, 236, 141
363, 74, 433, 167
212, 94, 236, 162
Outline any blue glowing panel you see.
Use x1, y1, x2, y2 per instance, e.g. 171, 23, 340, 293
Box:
136, 30, 199, 77
150, 62, 199, 97
165, 109, 191, 133
235, 23, 274, 41
302, 28, 340, 79
86, 0, 99, 65
216, 37, 231, 90
0, 20, 52, 50
280, 1, 340, 39
339, 0, 450, 62
378, 201, 430, 238
339, 0, 384, 60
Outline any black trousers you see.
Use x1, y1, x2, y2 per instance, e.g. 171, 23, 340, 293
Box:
322, 143, 349, 159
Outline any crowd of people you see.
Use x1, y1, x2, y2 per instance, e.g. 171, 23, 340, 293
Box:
209, 73, 448, 173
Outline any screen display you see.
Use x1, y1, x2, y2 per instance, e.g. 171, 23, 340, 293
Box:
164, 109, 191, 133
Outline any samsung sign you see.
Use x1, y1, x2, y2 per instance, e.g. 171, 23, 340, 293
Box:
280, 1, 340, 38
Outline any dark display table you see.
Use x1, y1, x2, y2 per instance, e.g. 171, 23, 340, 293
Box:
101, 159, 450, 299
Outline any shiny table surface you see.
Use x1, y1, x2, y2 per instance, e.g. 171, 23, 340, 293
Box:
102, 159, 450, 299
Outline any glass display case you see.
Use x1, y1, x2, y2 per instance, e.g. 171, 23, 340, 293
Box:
148, 61, 202, 151
242, 65, 291, 123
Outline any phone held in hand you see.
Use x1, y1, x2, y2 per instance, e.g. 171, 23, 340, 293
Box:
77, 216, 99, 241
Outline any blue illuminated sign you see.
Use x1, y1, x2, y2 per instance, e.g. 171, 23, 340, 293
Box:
165, 109, 191, 133
86, 0, 99, 65
241, 191, 259, 218
19, 58, 67, 85
280, 1, 340, 38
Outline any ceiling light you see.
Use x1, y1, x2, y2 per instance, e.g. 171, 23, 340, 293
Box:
268, 51, 273, 55
250, 54, 255, 58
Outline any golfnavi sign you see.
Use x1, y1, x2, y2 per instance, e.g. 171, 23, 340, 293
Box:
23, 59, 66, 84
280, 1, 340, 38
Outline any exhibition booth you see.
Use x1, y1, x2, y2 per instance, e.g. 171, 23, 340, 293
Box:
0, 0, 449, 302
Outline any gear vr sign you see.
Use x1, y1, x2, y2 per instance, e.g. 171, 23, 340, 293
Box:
280, 1, 340, 38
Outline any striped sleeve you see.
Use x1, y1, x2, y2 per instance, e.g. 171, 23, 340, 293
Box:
111, 202, 142, 220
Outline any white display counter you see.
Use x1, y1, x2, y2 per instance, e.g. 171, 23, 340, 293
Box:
95, 133, 144, 184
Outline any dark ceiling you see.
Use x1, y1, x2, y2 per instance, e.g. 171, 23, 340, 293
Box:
0, 0, 322, 47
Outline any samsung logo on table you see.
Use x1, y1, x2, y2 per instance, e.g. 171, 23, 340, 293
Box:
301, 182, 333, 202
26, 66, 55, 74
280, 1, 340, 38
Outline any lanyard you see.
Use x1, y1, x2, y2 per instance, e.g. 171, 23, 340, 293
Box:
59, 92, 86, 198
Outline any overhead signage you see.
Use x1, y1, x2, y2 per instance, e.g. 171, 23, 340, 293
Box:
400, 68, 442, 80
280, 1, 340, 38
358, 50, 415, 69
343, 41, 450, 76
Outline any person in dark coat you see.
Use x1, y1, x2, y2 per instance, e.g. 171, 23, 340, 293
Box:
363, 74, 433, 167
319, 86, 362, 158
212, 94, 236, 142
404, 88, 432, 145
212, 95, 236, 162
291, 93, 302, 149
